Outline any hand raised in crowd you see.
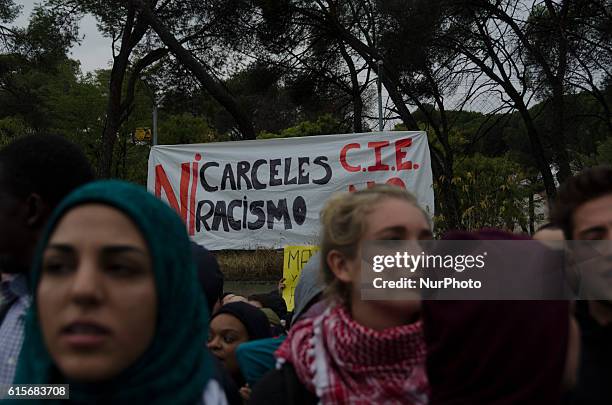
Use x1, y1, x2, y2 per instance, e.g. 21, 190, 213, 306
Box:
277, 278, 286, 295
239, 384, 251, 402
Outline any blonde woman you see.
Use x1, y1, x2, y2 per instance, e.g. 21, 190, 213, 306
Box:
251, 185, 431, 404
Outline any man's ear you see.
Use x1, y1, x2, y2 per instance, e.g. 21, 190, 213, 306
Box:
25, 193, 49, 229
326, 250, 354, 283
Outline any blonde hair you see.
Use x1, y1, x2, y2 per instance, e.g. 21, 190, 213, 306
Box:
319, 184, 429, 304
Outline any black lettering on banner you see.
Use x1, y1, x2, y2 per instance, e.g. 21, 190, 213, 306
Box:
284, 157, 297, 185
200, 162, 219, 192
236, 161, 252, 190
251, 159, 267, 190
196, 200, 215, 231
227, 199, 242, 231
269, 159, 282, 186
221, 164, 237, 191
248, 200, 266, 230
313, 156, 332, 185
298, 157, 310, 184
267, 199, 291, 229
211, 201, 230, 232
242, 197, 248, 229
293, 196, 307, 225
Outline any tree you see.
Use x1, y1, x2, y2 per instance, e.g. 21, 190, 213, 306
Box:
1, 4, 80, 141
439, 0, 612, 200
250, 0, 497, 229
250, 1, 376, 133
46, 0, 252, 176
440, 153, 534, 231
42, 0, 160, 176
0, 0, 20, 51
129, 0, 256, 140
521, 0, 611, 182
433, 0, 557, 203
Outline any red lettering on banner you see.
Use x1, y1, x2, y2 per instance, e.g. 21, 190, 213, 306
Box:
340, 138, 418, 174
395, 138, 413, 170
340, 143, 361, 172
348, 178, 406, 192
179, 163, 191, 224
367, 141, 390, 172
155, 165, 181, 213
188, 161, 199, 236
154, 158, 199, 235
343, 137, 420, 191
386, 177, 406, 188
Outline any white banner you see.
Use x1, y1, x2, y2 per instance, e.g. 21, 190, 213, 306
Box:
147, 131, 434, 250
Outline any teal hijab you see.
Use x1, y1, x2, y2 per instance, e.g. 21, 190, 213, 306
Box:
10, 180, 212, 404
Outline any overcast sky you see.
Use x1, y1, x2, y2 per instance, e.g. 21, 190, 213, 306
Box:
15, 0, 112, 72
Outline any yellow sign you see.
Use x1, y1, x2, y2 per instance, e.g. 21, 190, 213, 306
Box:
135, 127, 152, 141
282, 245, 320, 311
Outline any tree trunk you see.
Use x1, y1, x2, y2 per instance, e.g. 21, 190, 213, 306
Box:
338, 42, 363, 132
548, 4, 572, 184
98, 5, 147, 178
100, 55, 130, 178
447, 27, 559, 205
517, 103, 558, 204
550, 83, 573, 183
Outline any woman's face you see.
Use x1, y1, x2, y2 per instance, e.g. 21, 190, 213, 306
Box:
329, 198, 432, 323
362, 198, 432, 242
207, 314, 249, 375
38, 204, 156, 382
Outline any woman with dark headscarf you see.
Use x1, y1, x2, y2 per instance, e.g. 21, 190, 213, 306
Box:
9, 181, 223, 404
208, 302, 272, 400
423, 230, 580, 405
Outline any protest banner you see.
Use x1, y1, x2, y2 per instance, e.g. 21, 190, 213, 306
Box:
147, 131, 434, 250
282, 245, 320, 311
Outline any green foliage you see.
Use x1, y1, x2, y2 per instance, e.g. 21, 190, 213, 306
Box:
257, 114, 346, 139
0, 57, 109, 164
19, 7, 78, 60
0, 0, 20, 23
596, 137, 612, 165
434, 154, 538, 232
158, 113, 217, 145
0, 116, 28, 145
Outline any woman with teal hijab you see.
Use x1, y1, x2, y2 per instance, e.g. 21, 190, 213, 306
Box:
7, 180, 219, 404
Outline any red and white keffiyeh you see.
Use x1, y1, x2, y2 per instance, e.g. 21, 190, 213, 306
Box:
275, 305, 429, 405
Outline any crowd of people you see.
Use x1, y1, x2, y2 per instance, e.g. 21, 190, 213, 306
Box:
0, 135, 610, 404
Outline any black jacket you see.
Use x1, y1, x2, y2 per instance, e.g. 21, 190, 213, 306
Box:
249, 363, 318, 405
